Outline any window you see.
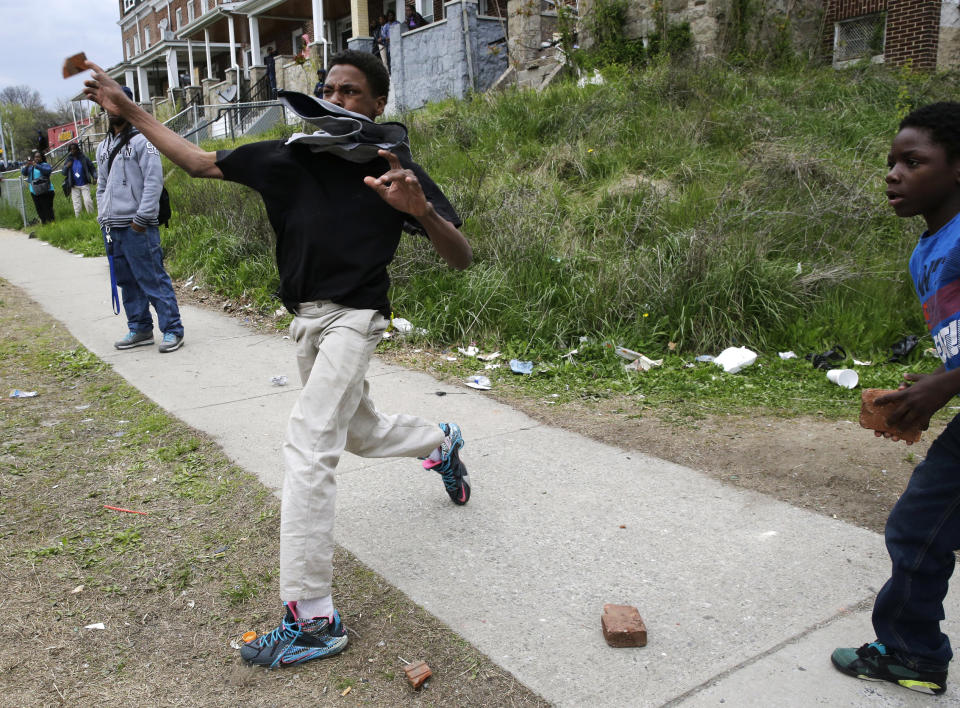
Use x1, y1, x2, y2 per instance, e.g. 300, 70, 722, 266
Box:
201, 0, 209, 13
125, 39, 131, 60
176, 8, 182, 29
123, 0, 136, 11
834, 13, 886, 64
134, 35, 141, 54
144, 26, 151, 48
187, 1, 194, 23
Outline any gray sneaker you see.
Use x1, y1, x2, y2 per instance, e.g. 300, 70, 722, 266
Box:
158, 332, 184, 353
115, 330, 154, 350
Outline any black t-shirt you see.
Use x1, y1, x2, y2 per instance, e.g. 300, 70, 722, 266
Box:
215, 140, 460, 316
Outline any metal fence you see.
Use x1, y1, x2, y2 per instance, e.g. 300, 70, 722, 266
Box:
164, 100, 288, 143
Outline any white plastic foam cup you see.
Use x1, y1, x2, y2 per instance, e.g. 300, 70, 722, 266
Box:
827, 368, 859, 389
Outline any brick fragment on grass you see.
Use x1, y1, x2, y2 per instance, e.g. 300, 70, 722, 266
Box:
601, 604, 647, 647
404, 660, 432, 689
860, 388, 922, 443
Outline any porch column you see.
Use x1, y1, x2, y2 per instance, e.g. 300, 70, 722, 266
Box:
348, 0, 375, 52
136, 65, 151, 103
187, 39, 196, 85
124, 69, 136, 94
311, 0, 327, 67
204, 28, 213, 79
350, 0, 369, 40
228, 14, 238, 69
248, 15, 262, 65
166, 47, 180, 89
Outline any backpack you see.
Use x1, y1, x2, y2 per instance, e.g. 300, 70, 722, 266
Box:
106, 128, 172, 228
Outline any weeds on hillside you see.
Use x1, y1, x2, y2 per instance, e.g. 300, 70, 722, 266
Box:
15, 61, 960, 361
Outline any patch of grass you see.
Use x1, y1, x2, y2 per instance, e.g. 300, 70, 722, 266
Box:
0, 278, 542, 705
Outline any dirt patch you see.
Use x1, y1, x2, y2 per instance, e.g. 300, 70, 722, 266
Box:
172, 281, 937, 536
0, 280, 546, 707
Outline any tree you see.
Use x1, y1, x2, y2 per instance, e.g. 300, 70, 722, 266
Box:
0, 84, 61, 160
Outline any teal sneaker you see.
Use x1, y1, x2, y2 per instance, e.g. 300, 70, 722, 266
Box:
241, 603, 348, 668
831, 641, 947, 695
115, 330, 154, 350
422, 422, 469, 505
158, 332, 184, 353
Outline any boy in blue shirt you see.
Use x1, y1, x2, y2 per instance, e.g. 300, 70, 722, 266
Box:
832, 102, 960, 696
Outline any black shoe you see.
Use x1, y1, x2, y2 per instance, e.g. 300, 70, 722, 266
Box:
831, 641, 947, 695
241, 604, 348, 668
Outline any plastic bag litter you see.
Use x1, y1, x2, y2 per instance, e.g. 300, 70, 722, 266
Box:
614, 346, 643, 361
624, 355, 662, 372
713, 347, 758, 374
888, 335, 919, 363
853, 359, 873, 366
509, 359, 534, 375
477, 351, 501, 362
388, 318, 427, 336
577, 69, 605, 87
465, 375, 492, 390
10, 390, 38, 398
694, 355, 714, 363
457, 346, 479, 357
778, 351, 797, 360
806, 346, 846, 370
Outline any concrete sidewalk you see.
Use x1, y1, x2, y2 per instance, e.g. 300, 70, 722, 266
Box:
2, 228, 957, 706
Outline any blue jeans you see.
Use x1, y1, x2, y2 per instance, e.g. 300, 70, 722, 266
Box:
103, 225, 183, 337
873, 412, 960, 667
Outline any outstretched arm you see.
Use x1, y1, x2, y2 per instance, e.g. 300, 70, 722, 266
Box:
83, 61, 223, 180
364, 150, 472, 269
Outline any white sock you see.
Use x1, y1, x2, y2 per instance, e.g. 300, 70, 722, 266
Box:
292, 594, 334, 620
427, 446, 442, 462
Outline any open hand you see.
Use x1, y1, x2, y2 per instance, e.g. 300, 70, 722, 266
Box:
363, 150, 429, 218
82, 61, 132, 116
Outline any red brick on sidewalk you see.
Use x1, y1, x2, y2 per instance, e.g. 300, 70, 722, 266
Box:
601, 604, 648, 647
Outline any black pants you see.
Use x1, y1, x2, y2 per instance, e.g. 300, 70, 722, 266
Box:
31, 191, 55, 224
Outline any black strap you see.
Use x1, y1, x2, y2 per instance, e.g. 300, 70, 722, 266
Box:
106, 128, 138, 175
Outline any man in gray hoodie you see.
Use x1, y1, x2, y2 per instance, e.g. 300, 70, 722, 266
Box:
96, 85, 184, 353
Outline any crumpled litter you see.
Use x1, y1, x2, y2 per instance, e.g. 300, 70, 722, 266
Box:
465, 375, 491, 390
270, 375, 288, 386
806, 346, 846, 370
888, 335, 919, 363
713, 346, 758, 374
853, 359, 873, 366
477, 351, 501, 362
694, 355, 714, 363
577, 69, 605, 87
613, 346, 643, 361
778, 351, 797, 360
388, 317, 427, 336
624, 355, 663, 372
457, 346, 479, 357
10, 390, 38, 398
509, 359, 534, 375
84, 622, 106, 630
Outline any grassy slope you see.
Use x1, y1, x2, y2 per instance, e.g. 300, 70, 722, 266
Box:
16, 59, 960, 418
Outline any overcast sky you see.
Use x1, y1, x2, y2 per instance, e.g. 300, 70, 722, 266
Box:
0, 0, 124, 108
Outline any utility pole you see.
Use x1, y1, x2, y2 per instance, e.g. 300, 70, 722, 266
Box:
0, 110, 7, 169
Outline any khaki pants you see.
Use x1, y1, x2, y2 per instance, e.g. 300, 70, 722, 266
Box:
279, 301, 444, 601
71, 184, 93, 216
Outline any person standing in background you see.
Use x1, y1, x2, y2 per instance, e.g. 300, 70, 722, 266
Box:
62, 142, 97, 217
22, 150, 55, 224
